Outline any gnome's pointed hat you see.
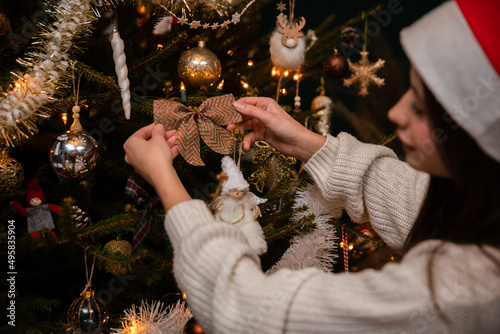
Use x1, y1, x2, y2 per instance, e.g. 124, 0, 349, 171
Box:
26, 178, 45, 205
220, 156, 249, 195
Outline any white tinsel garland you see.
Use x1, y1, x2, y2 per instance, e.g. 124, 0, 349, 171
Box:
112, 300, 192, 334
266, 183, 341, 274
0, 0, 94, 147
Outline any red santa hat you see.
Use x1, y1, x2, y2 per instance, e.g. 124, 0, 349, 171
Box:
400, 0, 500, 163
26, 178, 45, 205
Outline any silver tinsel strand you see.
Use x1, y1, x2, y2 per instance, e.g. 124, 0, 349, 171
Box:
0, 0, 94, 147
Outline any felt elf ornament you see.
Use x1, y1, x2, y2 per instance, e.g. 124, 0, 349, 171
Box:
214, 157, 268, 255
10, 179, 60, 239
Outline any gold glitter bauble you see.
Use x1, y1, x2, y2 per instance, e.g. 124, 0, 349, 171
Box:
178, 41, 221, 88
0, 150, 24, 193
104, 236, 132, 256
104, 236, 132, 275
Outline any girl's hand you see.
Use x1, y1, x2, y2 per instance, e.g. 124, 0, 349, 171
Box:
228, 97, 326, 162
124, 124, 191, 211
124, 124, 177, 186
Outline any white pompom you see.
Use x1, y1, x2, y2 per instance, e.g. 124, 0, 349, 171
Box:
269, 29, 306, 70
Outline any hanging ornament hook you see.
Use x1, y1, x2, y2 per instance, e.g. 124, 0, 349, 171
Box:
70, 62, 83, 133
81, 246, 96, 296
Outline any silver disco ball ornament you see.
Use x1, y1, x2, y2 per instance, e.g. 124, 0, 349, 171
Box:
50, 131, 99, 180
178, 41, 221, 88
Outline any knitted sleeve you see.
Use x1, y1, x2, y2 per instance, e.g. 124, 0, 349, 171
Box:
304, 133, 430, 251
165, 200, 500, 333
165, 200, 319, 333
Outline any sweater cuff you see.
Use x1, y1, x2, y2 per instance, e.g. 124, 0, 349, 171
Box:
304, 134, 340, 189
164, 199, 214, 250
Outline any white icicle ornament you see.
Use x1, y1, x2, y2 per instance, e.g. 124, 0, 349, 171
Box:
214, 157, 268, 255
111, 28, 131, 120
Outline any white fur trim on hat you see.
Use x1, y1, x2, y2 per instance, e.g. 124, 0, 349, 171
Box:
221, 156, 249, 194
400, 1, 500, 163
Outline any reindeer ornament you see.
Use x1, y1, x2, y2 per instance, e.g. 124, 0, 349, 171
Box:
270, 13, 307, 70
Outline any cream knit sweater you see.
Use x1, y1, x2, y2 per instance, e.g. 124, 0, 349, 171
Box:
164, 133, 500, 333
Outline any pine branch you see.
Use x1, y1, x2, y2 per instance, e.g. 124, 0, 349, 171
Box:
57, 197, 78, 242
129, 32, 187, 72
264, 216, 316, 244
19, 295, 61, 313
77, 213, 139, 240
76, 62, 120, 91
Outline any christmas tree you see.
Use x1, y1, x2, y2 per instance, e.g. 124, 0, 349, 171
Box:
0, 0, 445, 332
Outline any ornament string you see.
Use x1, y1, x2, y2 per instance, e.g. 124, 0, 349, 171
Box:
81, 246, 96, 296
71, 62, 82, 108
276, 72, 284, 102
362, 11, 368, 52
70, 62, 83, 133
342, 224, 349, 272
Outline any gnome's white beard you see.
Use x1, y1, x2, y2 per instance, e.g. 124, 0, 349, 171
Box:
269, 30, 306, 70
215, 195, 267, 255
217, 196, 250, 223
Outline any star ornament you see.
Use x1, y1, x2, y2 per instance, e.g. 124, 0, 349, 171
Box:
343, 51, 385, 96
154, 94, 242, 166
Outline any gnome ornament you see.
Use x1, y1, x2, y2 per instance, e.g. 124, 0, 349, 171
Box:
10, 179, 60, 239
214, 157, 268, 255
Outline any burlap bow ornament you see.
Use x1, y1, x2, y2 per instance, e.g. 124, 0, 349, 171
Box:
154, 94, 242, 166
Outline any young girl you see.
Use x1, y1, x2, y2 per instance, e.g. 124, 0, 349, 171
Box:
124, 0, 500, 332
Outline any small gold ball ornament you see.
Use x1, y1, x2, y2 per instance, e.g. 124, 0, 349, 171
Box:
178, 41, 221, 88
104, 236, 132, 256
0, 149, 24, 193
103, 236, 133, 275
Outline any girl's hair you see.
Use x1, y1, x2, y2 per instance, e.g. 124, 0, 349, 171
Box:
403, 83, 500, 252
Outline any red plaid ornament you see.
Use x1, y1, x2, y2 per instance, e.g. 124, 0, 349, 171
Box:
154, 94, 242, 166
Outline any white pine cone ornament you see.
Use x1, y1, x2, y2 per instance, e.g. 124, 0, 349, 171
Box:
72, 206, 91, 232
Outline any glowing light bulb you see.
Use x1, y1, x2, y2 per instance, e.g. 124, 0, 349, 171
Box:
271, 67, 277, 76
240, 81, 249, 89
284, 70, 289, 77
281, 88, 287, 94
62, 113, 68, 125
293, 74, 300, 80
217, 80, 225, 90
138, 5, 147, 14
247, 60, 254, 66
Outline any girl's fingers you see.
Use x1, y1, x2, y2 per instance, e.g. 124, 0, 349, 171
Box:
171, 145, 179, 159
234, 100, 273, 125
165, 129, 176, 139
242, 131, 261, 151
167, 134, 177, 147
133, 123, 156, 140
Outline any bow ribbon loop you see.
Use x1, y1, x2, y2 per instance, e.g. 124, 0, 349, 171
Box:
154, 94, 242, 166
125, 178, 161, 250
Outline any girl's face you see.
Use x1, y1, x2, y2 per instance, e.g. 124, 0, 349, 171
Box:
387, 68, 451, 178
